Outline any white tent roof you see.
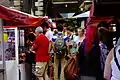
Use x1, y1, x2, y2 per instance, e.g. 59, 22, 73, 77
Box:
60, 13, 75, 18
73, 11, 90, 18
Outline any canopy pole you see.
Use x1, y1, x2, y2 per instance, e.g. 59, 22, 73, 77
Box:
0, 19, 6, 80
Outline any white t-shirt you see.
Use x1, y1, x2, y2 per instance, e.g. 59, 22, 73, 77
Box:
45, 30, 53, 41
45, 29, 54, 54
74, 36, 83, 45
111, 46, 120, 80
74, 36, 85, 50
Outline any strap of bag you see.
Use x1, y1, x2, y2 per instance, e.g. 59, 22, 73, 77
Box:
114, 47, 120, 71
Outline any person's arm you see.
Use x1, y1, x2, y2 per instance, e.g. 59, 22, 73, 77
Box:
66, 40, 70, 54
30, 46, 35, 53
104, 48, 114, 80
48, 32, 54, 54
49, 41, 53, 53
51, 37, 56, 54
52, 42, 56, 54
30, 37, 40, 53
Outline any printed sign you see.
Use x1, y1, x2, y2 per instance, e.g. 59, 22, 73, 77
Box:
0, 29, 16, 61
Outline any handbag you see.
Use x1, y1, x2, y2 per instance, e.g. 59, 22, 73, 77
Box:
64, 54, 79, 80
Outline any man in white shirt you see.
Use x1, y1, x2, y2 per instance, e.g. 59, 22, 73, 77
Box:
45, 28, 53, 41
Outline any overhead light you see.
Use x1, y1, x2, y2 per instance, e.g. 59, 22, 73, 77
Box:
81, 8, 83, 11
65, 4, 67, 8
84, 0, 92, 3
9, 7, 15, 9
110, 24, 116, 26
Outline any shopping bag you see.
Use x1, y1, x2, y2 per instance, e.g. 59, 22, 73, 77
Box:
64, 55, 79, 80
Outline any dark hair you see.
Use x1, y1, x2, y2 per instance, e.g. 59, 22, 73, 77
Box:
41, 22, 49, 28
98, 27, 109, 41
75, 29, 78, 33
57, 25, 63, 32
67, 27, 73, 32
97, 21, 109, 29
81, 29, 85, 33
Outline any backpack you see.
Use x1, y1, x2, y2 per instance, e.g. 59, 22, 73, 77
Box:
54, 35, 67, 55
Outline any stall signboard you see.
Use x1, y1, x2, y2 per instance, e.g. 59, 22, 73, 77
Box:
0, 36, 3, 61
4, 29, 16, 60
0, 29, 16, 61
0, 19, 3, 62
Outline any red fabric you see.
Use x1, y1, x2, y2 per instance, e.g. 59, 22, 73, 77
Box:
87, 2, 114, 25
33, 34, 50, 62
85, 26, 98, 53
0, 5, 50, 27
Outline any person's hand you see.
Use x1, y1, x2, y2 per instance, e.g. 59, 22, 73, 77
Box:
29, 49, 35, 53
31, 51, 35, 54
65, 54, 72, 60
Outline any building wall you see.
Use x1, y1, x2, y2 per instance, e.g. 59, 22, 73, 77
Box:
14, 0, 20, 10
34, 0, 44, 16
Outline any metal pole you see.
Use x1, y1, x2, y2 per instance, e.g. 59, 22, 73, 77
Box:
0, 19, 6, 80
45, 0, 48, 16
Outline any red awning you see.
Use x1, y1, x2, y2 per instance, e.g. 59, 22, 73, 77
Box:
0, 5, 50, 27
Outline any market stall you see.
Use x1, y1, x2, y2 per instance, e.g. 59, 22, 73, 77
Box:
0, 5, 52, 80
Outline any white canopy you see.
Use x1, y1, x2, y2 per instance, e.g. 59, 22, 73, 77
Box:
73, 11, 90, 18
60, 13, 75, 18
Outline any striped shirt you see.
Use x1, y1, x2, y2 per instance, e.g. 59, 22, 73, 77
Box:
52, 32, 69, 42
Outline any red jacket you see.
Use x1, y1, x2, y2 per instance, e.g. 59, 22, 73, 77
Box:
32, 34, 50, 62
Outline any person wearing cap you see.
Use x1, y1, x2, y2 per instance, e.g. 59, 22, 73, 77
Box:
30, 26, 50, 80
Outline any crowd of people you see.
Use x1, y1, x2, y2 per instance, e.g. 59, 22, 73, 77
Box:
26, 21, 120, 80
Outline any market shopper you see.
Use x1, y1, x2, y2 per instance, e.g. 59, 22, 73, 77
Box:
45, 27, 54, 80
104, 38, 120, 80
67, 27, 78, 55
98, 21, 114, 51
67, 27, 75, 41
45, 28, 53, 41
30, 26, 50, 80
98, 23, 110, 73
78, 26, 102, 80
26, 28, 36, 47
97, 21, 115, 79
74, 28, 85, 49
63, 25, 67, 36
52, 25, 69, 80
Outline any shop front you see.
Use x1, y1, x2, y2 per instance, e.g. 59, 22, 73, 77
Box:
0, 5, 52, 80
